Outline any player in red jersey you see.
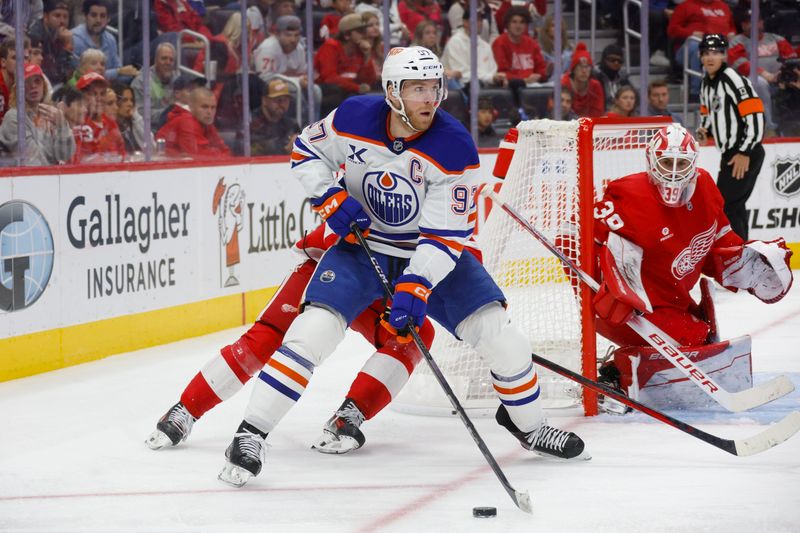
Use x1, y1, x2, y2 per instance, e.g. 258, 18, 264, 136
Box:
146, 222, 434, 454
590, 124, 793, 412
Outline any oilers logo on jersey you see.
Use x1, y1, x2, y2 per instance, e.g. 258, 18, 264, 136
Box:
362, 171, 419, 226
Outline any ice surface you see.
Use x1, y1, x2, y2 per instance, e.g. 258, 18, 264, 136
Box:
1, 286, 799, 532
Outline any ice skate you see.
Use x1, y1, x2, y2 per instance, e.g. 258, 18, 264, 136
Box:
218, 423, 268, 488
496, 405, 591, 460
145, 402, 196, 450
312, 399, 366, 454
597, 360, 633, 416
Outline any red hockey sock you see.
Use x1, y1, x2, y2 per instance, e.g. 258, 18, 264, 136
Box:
180, 372, 221, 419
347, 372, 393, 420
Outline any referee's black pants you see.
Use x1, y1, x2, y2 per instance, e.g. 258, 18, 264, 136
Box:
716, 144, 765, 240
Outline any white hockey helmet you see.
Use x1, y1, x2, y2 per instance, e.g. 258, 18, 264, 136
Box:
645, 124, 699, 207
382, 46, 447, 131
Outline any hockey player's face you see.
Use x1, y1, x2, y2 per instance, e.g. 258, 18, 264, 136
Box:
399, 79, 440, 130
700, 50, 724, 74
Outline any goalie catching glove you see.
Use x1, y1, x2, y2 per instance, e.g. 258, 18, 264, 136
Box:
713, 238, 793, 304
381, 274, 432, 343
311, 187, 371, 244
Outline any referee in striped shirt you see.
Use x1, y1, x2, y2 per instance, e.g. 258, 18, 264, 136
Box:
696, 33, 765, 240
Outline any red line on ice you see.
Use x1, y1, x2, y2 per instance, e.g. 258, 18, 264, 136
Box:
0, 483, 438, 502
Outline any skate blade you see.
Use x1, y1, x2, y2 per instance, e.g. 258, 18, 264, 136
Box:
311, 429, 360, 454
218, 462, 254, 488
311, 434, 360, 454
145, 430, 173, 450
531, 448, 592, 461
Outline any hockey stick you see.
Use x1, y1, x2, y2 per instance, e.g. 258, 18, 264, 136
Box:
532, 352, 800, 456
482, 188, 795, 413
349, 224, 533, 514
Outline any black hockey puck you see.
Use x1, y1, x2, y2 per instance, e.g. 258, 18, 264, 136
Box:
472, 506, 497, 518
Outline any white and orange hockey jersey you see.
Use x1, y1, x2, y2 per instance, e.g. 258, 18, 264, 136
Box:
290, 95, 481, 287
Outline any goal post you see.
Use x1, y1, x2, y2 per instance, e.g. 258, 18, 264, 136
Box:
392, 116, 674, 417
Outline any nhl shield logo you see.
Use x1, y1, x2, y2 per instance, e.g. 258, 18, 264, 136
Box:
361, 171, 419, 226
772, 158, 800, 198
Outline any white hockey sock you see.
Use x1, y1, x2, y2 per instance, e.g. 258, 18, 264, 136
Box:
492, 363, 543, 433
243, 346, 314, 434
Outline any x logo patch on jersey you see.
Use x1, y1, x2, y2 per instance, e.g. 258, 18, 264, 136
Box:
348, 144, 367, 164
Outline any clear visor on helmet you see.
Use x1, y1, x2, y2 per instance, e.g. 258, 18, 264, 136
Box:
649, 151, 698, 206
399, 78, 447, 106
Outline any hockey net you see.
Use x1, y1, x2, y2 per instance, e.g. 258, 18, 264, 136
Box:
393, 117, 673, 417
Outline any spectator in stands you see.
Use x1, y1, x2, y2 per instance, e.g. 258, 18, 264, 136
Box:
775, 58, 800, 137
28, 0, 74, 86
252, 15, 320, 119
249, 78, 300, 156
272, 0, 299, 21
75, 71, 126, 162
320, 0, 354, 41
668, 0, 735, 97
449, 0, 500, 45
561, 42, 604, 118
156, 86, 231, 159
362, 12, 384, 72
28, 38, 45, 68
476, 97, 500, 148
355, 0, 409, 47
131, 42, 179, 128
0, 63, 75, 166
552, 87, 578, 120
0, 1, 39, 40
398, 0, 442, 36
0, 39, 19, 123
492, 6, 548, 106
66, 48, 105, 87
412, 20, 460, 90
314, 13, 378, 116
72, 0, 139, 81
606, 85, 637, 118
154, 73, 207, 131
254, 15, 306, 82
728, 8, 797, 135
593, 44, 633, 112
492, 6, 547, 89
442, 9, 505, 92
539, 14, 573, 74
494, 0, 546, 35
154, 0, 231, 71
646, 79, 684, 125
52, 85, 87, 161
112, 81, 151, 156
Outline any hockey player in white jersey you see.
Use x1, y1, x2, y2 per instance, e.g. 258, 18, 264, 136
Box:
218, 46, 590, 488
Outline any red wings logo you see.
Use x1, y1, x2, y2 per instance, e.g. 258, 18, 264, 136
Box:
671, 222, 717, 279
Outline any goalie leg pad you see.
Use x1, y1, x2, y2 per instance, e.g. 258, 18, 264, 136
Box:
457, 302, 542, 432
611, 335, 753, 410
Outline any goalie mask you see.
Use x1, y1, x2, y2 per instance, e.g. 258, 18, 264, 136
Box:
646, 124, 699, 207
382, 46, 447, 132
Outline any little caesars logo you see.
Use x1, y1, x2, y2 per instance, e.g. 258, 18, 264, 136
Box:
772, 157, 800, 198
212, 178, 245, 288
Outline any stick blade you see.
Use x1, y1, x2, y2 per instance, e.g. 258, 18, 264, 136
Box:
726, 375, 795, 412
514, 490, 533, 514
734, 411, 800, 457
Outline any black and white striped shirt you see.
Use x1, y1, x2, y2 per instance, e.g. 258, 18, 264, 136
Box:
699, 64, 764, 156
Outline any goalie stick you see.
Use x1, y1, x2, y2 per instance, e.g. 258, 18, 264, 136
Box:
350, 224, 533, 514
482, 188, 795, 413
532, 352, 800, 456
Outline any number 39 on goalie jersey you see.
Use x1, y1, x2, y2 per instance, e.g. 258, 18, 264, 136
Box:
291, 95, 481, 287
